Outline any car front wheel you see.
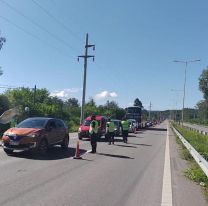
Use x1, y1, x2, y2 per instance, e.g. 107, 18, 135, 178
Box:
78, 133, 82, 140
61, 135, 69, 149
4, 148, 14, 155
38, 139, 48, 155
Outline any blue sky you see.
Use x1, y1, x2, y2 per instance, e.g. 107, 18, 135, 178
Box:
0, 0, 207, 110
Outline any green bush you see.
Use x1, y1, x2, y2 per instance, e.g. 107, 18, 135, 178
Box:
0, 123, 10, 138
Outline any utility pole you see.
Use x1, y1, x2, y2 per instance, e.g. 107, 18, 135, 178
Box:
0, 32, 6, 77
0, 32, 6, 51
78, 33, 95, 124
149, 102, 152, 120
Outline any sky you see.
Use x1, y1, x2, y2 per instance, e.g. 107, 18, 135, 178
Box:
0, 0, 207, 111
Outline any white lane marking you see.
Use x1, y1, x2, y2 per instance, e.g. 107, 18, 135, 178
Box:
161, 125, 172, 206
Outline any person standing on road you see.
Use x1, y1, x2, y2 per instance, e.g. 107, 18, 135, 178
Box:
89, 114, 98, 153
121, 117, 129, 143
106, 118, 115, 145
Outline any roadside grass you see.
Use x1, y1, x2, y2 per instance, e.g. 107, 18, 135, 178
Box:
172, 122, 208, 160
171, 122, 208, 199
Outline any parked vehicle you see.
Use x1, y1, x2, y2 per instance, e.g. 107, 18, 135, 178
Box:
1, 117, 69, 155
111, 119, 122, 136
127, 119, 137, 133
125, 106, 146, 129
78, 115, 107, 140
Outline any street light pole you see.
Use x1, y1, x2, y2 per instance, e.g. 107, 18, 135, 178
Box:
173, 59, 200, 125
171, 89, 183, 122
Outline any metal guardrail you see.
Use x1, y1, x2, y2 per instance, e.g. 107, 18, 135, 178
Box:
183, 123, 208, 136
172, 126, 208, 178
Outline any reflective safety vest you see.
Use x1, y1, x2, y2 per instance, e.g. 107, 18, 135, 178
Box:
107, 121, 115, 133
89, 120, 98, 134
121, 120, 129, 131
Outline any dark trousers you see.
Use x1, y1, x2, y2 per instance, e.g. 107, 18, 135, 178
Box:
122, 130, 128, 143
107, 132, 114, 144
90, 133, 97, 153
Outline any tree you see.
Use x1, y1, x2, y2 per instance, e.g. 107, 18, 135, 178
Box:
199, 68, 208, 100
0, 95, 9, 115
134, 98, 143, 108
196, 100, 208, 121
66, 98, 79, 107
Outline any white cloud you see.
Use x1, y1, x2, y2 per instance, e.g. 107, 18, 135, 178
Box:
50, 88, 81, 100
128, 102, 133, 106
95, 91, 118, 100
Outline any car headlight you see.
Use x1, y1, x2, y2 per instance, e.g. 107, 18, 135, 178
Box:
28, 133, 38, 138
78, 128, 81, 132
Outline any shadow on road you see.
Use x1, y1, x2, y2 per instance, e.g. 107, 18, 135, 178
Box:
9, 147, 87, 160
146, 128, 167, 131
97, 152, 134, 159
114, 144, 137, 148
129, 143, 152, 147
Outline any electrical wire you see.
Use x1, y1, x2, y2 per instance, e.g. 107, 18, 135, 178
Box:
0, 15, 74, 59
30, 0, 83, 43
0, 0, 80, 54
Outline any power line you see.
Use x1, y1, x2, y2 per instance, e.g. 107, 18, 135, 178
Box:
0, 0, 79, 54
30, 0, 82, 43
0, 15, 73, 58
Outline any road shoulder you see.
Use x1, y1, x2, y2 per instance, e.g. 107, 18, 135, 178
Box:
169, 125, 207, 206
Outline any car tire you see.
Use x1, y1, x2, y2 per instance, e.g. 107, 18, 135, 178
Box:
38, 139, 48, 155
61, 135, 69, 149
4, 148, 14, 155
78, 134, 82, 140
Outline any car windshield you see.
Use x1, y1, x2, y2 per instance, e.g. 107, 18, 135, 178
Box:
113, 121, 119, 127
84, 120, 91, 126
17, 118, 47, 129
84, 120, 101, 126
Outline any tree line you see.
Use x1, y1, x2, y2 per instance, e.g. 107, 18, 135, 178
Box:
0, 87, 128, 134
168, 67, 208, 125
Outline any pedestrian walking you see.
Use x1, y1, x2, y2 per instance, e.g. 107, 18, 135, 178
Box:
106, 118, 115, 145
89, 114, 98, 153
121, 117, 129, 143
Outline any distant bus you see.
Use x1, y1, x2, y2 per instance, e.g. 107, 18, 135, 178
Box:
125, 106, 146, 128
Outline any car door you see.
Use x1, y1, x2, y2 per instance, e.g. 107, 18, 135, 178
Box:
55, 119, 66, 143
45, 119, 58, 144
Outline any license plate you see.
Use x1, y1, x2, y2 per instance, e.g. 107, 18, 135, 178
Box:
9, 141, 19, 145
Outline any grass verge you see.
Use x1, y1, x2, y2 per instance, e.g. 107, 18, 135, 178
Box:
171, 122, 208, 199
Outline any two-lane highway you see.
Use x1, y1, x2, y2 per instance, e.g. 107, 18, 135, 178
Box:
0, 122, 206, 206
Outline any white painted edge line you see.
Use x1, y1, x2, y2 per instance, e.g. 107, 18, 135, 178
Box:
161, 124, 173, 206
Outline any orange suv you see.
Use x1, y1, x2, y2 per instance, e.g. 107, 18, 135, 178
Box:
2, 117, 69, 155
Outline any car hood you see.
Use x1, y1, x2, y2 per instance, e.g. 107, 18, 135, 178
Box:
80, 126, 90, 131
4, 128, 42, 136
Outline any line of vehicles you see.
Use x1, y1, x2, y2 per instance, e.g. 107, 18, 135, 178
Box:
1, 106, 160, 155
78, 106, 158, 140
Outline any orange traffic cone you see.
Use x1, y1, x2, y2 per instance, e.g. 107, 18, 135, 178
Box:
73, 140, 82, 159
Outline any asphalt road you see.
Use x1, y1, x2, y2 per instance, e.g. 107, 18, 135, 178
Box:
0, 122, 207, 206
